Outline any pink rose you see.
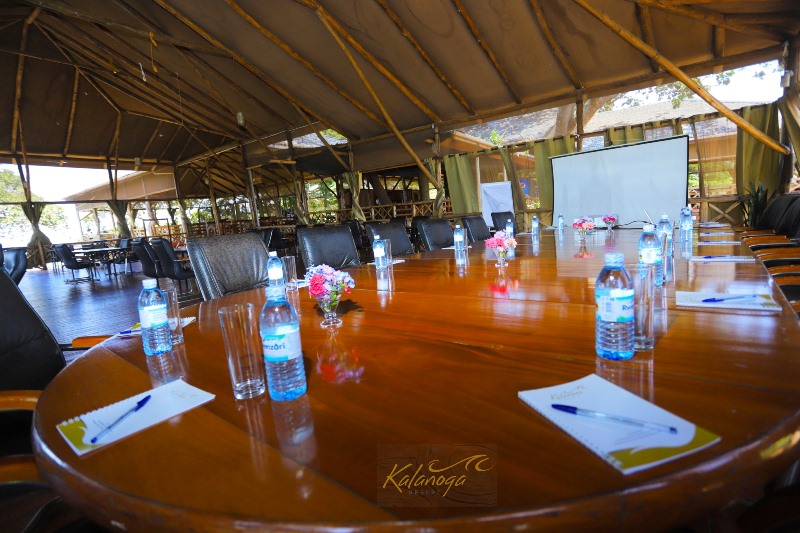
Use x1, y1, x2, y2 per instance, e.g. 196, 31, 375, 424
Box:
309, 273, 327, 297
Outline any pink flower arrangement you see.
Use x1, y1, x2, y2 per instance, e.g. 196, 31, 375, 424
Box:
572, 216, 595, 233
485, 230, 517, 251
305, 264, 355, 310
602, 214, 617, 226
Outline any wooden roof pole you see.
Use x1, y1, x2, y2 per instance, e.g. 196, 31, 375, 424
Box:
316, 12, 443, 194
574, 0, 790, 155
375, 0, 475, 115
528, 0, 583, 89
62, 68, 79, 157
11, 7, 39, 154
634, 4, 660, 73
224, 0, 386, 129
452, 0, 521, 104
291, 102, 352, 172
300, 0, 441, 123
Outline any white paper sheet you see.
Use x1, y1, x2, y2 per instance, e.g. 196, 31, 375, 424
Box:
689, 255, 755, 263
675, 291, 780, 311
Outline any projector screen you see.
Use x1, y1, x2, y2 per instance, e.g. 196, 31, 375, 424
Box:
551, 136, 688, 229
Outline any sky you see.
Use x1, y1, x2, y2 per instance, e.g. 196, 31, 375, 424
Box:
0, 62, 786, 202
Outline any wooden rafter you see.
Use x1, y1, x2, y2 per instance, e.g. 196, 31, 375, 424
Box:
635, 4, 660, 73
527, 0, 583, 89
374, 0, 474, 115
157, 126, 182, 166
452, 0, 521, 104
224, 0, 386, 129
11, 7, 39, 154
151, 0, 343, 135
291, 102, 351, 172
631, 0, 788, 43
140, 122, 162, 163
713, 26, 726, 73
298, 0, 441, 123
62, 67, 79, 156
575, 0, 789, 155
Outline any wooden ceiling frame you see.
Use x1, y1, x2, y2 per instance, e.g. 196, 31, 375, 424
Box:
635, 4, 661, 73
62, 68, 79, 157
527, 0, 584, 89
10, 7, 39, 155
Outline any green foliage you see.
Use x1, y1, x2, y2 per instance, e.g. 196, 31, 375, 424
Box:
488, 130, 505, 146
0, 170, 68, 240
739, 181, 776, 228
320, 129, 346, 141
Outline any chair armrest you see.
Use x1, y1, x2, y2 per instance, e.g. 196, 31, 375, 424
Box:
0, 390, 40, 411
0, 455, 42, 484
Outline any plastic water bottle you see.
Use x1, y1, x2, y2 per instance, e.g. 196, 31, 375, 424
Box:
595, 252, 634, 361
532, 215, 539, 235
557, 214, 565, 232
373, 235, 388, 270
138, 278, 172, 356
453, 224, 465, 252
638, 224, 664, 286
656, 214, 674, 258
505, 218, 514, 237
679, 206, 693, 242
260, 252, 306, 401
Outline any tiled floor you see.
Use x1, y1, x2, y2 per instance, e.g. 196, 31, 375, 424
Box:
17, 264, 200, 347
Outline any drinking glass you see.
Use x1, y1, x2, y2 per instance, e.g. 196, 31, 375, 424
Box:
218, 304, 266, 400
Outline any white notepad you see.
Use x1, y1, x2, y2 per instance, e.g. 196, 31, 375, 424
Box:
518, 374, 720, 475
675, 291, 780, 312
696, 241, 741, 246
57, 380, 215, 456
690, 255, 755, 263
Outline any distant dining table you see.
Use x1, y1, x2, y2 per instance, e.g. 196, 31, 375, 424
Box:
33, 228, 800, 531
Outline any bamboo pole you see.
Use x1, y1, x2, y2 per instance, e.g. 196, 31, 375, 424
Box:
291, 102, 351, 172
11, 8, 38, 153
528, 0, 582, 89
452, 0, 521, 104
635, 4, 660, 73
573, 0, 789, 155
317, 13, 443, 194
62, 68, 79, 156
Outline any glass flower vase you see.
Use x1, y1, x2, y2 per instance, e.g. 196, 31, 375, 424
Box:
316, 293, 342, 328
494, 248, 507, 268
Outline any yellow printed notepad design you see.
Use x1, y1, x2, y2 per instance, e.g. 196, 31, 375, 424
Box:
57, 380, 215, 456
518, 374, 720, 474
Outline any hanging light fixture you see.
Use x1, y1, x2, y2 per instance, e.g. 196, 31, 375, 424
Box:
236, 111, 246, 127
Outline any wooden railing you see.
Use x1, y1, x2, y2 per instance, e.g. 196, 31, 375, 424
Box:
306, 199, 452, 225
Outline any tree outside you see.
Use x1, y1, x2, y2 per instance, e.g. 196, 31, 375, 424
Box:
0, 169, 68, 246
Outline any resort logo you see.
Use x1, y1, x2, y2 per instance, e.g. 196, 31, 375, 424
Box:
377, 444, 497, 507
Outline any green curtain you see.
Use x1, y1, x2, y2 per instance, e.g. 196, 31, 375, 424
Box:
778, 89, 800, 183
344, 171, 365, 222
21, 201, 51, 268
736, 103, 782, 195
443, 154, 478, 214
533, 137, 575, 225
498, 147, 526, 214
604, 125, 644, 146
107, 200, 132, 238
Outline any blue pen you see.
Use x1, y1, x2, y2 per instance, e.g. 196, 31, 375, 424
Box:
90, 395, 151, 443
552, 404, 677, 434
702, 295, 757, 303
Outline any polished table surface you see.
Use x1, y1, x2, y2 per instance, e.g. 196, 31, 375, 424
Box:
33, 229, 800, 531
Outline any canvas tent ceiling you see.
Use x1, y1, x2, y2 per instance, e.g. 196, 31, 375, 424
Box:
1, 0, 799, 200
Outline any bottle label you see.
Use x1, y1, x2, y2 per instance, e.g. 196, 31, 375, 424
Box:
596, 290, 634, 323
374, 246, 385, 258
263, 329, 302, 362
640, 248, 663, 265
140, 305, 168, 328
454, 234, 464, 242
268, 265, 283, 281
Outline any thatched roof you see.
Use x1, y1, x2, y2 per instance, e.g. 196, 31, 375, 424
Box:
1, 1, 798, 198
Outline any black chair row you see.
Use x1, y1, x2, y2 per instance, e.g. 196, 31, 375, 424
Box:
0, 244, 27, 284
132, 237, 196, 293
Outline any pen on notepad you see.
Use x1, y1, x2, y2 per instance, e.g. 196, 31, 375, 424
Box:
551, 404, 677, 434
702, 255, 738, 259
701, 295, 757, 303
90, 395, 151, 444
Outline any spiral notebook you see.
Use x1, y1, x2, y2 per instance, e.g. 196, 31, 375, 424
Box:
57, 380, 215, 456
518, 374, 720, 474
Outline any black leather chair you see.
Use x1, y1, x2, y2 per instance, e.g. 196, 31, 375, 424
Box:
491, 211, 518, 234
2, 247, 27, 284
296, 225, 361, 271
150, 237, 196, 294
250, 228, 293, 256
418, 219, 454, 251
52, 244, 94, 284
461, 215, 492, 243
186, 233, 271, 301
364, 221, 415, 256
411, 215, 430, 252
343, 220, 369, 254
131, 238, 165, 283
113, 238, 138, 275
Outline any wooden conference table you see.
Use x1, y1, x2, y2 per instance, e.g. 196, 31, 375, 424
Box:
33, 229, 800, 531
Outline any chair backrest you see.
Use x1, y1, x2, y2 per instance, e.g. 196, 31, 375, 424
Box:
461, 216, 492, 243
364, 222, 415, 256
150, 238, 181, 278
53, 244, 81, 270
768, 194, 800, 234
343, 220, 366, 250
0, 243, 4, 269
491, 211, 518, 234
774, 195, 800, 239
296, 226, 361, 270
187, 233, 270, 301
131, 238, 163, 279
119, 238, 130, 250
418, 219, 454, 251
0, 269, 65, 390
249, 229, 275, 250
3, 248, 27, 284
410, 215, 430, 250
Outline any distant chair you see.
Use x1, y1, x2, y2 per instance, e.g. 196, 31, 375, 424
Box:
491, 211, 518, 234
52, 244, 94, 284
461, 216, 492, 243
411, 215, 430, 252
343, 220, 370, 258
186, 233, 270, 301
2, 247, 27, 285
296, 225, 360, 271
131, 238, 165, 283
150, 238, 196, 294
113, 238, 138, 275
249, 228, 293, 256
364, 222, 415, 256
418, 219, 454, 251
